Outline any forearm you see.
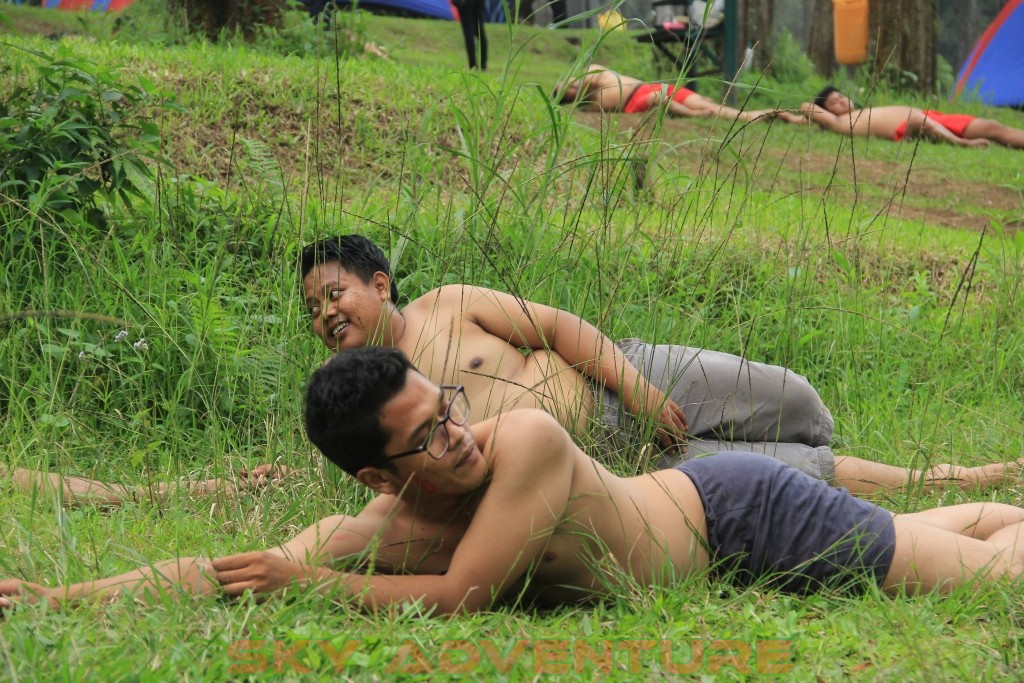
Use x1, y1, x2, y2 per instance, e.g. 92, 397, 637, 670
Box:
550, 318, 663, 416
308, 567, 474, 614
45, 557, 219, 606
799, 103, 836, 129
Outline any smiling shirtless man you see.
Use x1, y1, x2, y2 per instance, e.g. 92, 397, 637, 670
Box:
5, 347, 1024, 613
795, 85, 1024, 149
298, 235, 1022, 494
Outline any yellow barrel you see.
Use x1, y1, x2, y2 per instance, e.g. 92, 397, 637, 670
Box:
833, 0, 869, 64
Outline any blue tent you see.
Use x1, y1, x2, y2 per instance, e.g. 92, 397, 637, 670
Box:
304, 0, 457, 20
953, 0, 1024, 108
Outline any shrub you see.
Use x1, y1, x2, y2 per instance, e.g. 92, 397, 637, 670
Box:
0, 46, 170, 233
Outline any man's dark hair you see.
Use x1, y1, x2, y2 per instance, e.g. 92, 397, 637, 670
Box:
299, 235, 400, 303
304, 346, 415, 476
813, 85, 841, 110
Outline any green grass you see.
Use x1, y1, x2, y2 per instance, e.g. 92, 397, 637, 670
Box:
1, 3, 1024, 680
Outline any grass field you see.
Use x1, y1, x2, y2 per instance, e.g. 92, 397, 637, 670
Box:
1, 2, 1023, 680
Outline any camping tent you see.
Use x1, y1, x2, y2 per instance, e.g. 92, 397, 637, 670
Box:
953, 0, 1024, 108
42, 0, 133, 9
304, 0, 458, 20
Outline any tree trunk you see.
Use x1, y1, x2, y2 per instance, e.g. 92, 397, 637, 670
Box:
172, 0, 286, 41
740, 0, 775, 69
871, 0, 937, 92
955, 0, 982, 68
807, 0, 834, 78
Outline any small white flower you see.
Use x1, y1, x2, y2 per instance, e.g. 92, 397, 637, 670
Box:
133, 338, 149, 351
78, 351, 86, 360
114, 329, 129, 343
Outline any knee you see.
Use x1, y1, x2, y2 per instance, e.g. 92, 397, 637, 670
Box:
966, 118, 1001, 137
780, 372, 832, 442
780, 370, 824, 408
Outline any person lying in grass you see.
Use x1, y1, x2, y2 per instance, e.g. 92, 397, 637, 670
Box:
554, 63, 781, 123
792, 86, 1024, 149
3, 347, 1023, 613
299, 235, 1021, 494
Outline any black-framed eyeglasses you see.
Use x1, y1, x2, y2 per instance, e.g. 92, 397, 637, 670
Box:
387, 385, 470, 461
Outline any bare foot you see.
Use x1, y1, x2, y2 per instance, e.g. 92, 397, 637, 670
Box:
925, 458, 1024, 491
960, 138, 990, 148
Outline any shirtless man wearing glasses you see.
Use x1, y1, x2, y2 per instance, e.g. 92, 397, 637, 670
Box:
5, 347, 1024, 614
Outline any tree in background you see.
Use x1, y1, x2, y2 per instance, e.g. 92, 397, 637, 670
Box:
740, 0, 775, 70
789, 0, 1004, 93
802, 0, 936, 92
807, 0, 833, 77
172, 0, 286, 41
871, 0, 937, 92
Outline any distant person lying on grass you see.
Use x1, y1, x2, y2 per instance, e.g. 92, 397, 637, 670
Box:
4, 347, 1024, 613
793, 86, 1024, 149
555, 63, 780, 123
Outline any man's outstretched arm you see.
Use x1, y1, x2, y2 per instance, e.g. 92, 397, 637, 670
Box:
798, 103, 847, 132
456, 285, 688, 446
0, 508, 382, 610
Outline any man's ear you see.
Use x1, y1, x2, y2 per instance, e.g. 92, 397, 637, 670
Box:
371, 271, 391, 302
356, 466, 399, 495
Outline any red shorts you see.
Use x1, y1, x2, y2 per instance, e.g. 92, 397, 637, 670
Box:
893, 110, 976, 141
623, 83, 697, 114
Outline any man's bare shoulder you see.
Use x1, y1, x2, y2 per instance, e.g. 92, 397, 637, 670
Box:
403, 284, 486, 309
479, 410, 573, 468
403, 285, 524, 320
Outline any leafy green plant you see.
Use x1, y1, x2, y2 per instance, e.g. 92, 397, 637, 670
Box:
0, 46, 170, 231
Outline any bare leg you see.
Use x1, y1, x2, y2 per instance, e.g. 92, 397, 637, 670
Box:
899, 502, 1024, 539
884, 505, 1024, 594
909, 113, 989, 147
834, 456, 1024, 495
963, 118, 1024, 149
3, 463, 291, 508
667, 95, 775, 123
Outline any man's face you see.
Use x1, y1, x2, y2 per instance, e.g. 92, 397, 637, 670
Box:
302, 261, 389, 351
824, 91, 852, 115
376, 371, 486, 497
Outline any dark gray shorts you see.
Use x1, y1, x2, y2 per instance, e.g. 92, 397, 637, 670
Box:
678, 452, 895, 594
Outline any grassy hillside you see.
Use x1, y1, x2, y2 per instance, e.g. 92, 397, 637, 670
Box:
1, 3, 1023, 680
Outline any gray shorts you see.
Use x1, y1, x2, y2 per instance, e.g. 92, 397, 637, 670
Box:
595, 339, 836, 482
678, 453, 895, 594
